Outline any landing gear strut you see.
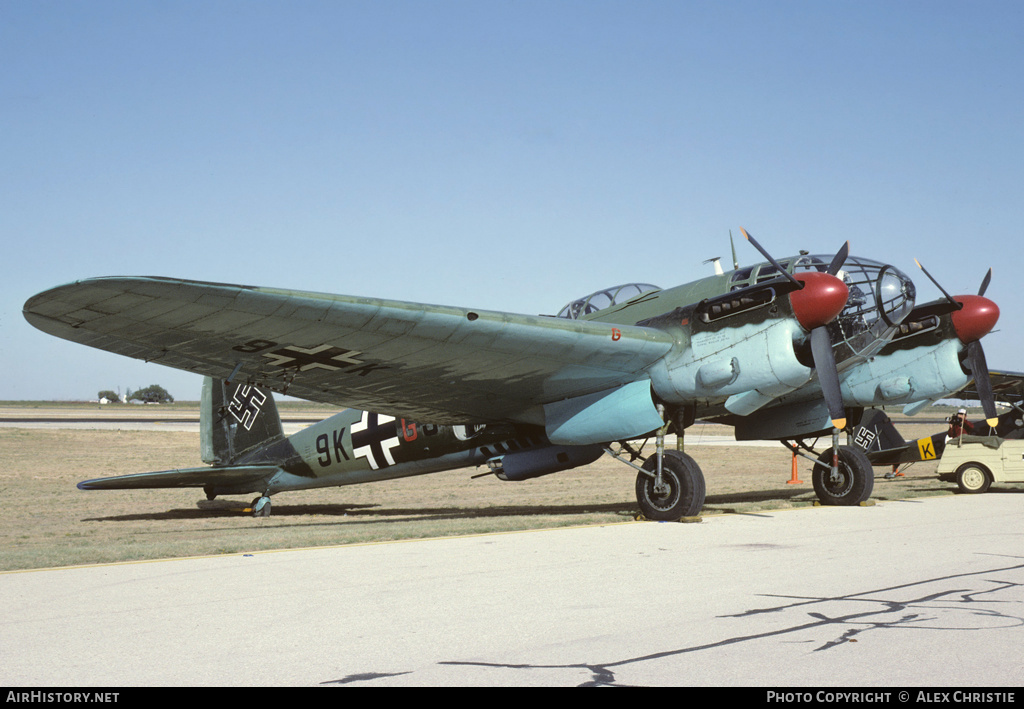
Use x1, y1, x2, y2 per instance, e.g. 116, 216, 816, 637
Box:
784, 432, 874, 506
811, 446, 874, 505
636, 450, 706, 520
607, 404, 706, 521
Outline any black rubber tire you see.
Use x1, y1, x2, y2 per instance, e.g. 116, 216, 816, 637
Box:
955, 462, 992, 494
635, 450, 706, 521
812, 445, 874, 506
251, 496, 272, 517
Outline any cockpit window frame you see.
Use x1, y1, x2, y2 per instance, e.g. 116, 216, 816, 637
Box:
556, 283, 661, 320
794, 254, 916, 357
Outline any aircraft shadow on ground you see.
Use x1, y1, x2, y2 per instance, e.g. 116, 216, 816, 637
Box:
82, 501, 640, 524
79, 484, 1024, 524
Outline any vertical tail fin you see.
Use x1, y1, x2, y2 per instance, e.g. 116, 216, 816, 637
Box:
200, 377, 284, 465
854, 409, 908, 458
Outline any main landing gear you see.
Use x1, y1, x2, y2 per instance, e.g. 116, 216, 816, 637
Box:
609, 409, 875, 519
635, 450, 706, 521
784, 432, 874, 506
607, 404, 707, 522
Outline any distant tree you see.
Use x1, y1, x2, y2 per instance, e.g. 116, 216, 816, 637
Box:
128, 384, 174, 404
97, 390, 120, 402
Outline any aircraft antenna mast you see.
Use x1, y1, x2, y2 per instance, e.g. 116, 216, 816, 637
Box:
729, 230, 739, 270
703, 256, 724, 275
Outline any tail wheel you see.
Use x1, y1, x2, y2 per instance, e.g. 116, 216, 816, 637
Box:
636, 450, 706, 521
251, 496, 272, 517
955, 462, 992, 494
812, 446, 874, 506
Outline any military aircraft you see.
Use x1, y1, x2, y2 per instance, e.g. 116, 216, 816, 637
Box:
22, 229, 1002, 519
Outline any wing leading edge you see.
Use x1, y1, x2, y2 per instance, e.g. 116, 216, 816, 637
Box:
25, 277, 675, 425
956, 370, 1024, 404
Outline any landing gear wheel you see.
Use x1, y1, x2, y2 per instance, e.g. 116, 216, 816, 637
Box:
635, 450, 706, 521
251, 496, 272, 517
812, 446, 874, 506
955, 462, 991, 494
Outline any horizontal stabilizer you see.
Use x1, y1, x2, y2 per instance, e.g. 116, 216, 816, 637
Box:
77, 465, 282, 491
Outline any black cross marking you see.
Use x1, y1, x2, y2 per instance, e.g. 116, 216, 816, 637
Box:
351, 412, 401, 470
262, 345, 365, 372
257, 344, 389, 377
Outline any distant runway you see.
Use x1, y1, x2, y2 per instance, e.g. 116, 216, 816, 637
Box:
2, 493, 1022, 686
0, 410, 776, 444
0, 411, 322, 435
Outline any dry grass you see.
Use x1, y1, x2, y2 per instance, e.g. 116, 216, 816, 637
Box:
1, 413, 991, 572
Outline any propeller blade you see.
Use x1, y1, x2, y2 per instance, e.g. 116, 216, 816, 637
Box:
966, 340, 1000, 428
978, 267, 992, 297
810, 326, 846, 429
913, 259, 961, 310
739, 227, 802, 288
826, 241, 850, 276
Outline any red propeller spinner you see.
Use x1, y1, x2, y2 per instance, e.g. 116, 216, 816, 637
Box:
950, 294, 1000, 344
914, 260, 1001, 429
789, 271, 849, 331
739, 228, 852, 430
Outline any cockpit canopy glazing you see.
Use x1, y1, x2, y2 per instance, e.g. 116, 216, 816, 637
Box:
791, 254, 916, 355
557, 283, 661, 320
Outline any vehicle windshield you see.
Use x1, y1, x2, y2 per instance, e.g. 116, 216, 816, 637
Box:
556, 283, 661, 320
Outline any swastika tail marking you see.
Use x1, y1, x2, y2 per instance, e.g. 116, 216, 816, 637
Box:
228, 385, 266, 431
854, 427, 876, 450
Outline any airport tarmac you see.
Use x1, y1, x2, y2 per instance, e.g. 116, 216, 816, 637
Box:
2, 493, 1022, 687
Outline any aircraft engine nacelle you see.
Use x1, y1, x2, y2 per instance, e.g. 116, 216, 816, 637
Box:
488, 445, 604, 481
841, 334, 969, 410
649, 318, 812, 416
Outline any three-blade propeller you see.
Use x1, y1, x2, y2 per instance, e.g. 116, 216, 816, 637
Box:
741, 228, 850, 430
914, 261, 1000, 428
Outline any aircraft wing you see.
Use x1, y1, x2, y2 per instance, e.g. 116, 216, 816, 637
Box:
25, 277, 675, 424
77, 465, 281, 490
955, 369, 1024, 404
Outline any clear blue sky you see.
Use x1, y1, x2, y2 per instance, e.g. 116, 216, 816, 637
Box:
2, 0, 1022, 401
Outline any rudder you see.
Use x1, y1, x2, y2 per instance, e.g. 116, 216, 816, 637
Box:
853, 408, 912, 465
201, 377, 284, 465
